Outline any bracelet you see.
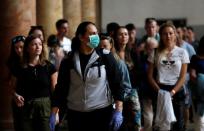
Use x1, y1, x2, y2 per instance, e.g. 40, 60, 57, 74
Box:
171, 89, 176, 95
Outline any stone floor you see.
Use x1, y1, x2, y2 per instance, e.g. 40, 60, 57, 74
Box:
55, 122, 196, 131
0, 121, 196, 131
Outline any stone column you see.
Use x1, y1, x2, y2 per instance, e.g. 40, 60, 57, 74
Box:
95, 0, 101, 32
81, 0, 97, 23
63, 0, 82, 38
36, 0, 63, 39
81, 0, 101, 32
0, 0, 36, 129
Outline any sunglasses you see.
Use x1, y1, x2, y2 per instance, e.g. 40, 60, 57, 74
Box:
12, 35, 26, 44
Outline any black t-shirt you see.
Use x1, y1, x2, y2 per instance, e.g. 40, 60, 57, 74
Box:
18, 61, 56, 100
7, 59, 22, 77
79, 52, 92, 78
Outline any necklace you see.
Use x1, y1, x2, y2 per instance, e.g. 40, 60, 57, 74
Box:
166, 52, 172, 60
165, 46, 176, 60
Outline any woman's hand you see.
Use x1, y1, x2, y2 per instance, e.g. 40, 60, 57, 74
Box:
13, 92, 24, 107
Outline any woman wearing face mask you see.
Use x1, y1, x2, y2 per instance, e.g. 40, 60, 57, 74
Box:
50, 21, 127, 131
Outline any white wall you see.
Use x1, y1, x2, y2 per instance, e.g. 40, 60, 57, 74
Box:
101, 0, 204, 38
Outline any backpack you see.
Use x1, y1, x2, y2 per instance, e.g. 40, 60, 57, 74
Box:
53, 48, 122, 123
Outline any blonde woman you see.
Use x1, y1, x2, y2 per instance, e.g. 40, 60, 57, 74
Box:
147, 23, 189, 131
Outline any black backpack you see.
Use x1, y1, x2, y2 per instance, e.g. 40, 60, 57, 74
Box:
52, 48, 122, 123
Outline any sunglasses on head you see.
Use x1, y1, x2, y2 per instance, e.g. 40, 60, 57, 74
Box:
12, 35, 26, 44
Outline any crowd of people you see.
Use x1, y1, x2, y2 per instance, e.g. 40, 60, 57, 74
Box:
7, 17, 204, 131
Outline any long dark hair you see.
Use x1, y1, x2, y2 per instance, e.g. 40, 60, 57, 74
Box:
71, 21, 95, 52
7, 35, 25, 74
113, 26, 127, 51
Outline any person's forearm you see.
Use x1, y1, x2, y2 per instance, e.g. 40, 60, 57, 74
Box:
147, 71, 160, 91
172, 76, 185, 94
190, 69, 197, 83
147, 62, 160, 91
149, 78, 160, 91
115, 100, 123, 112
51, 107, 59, 114
51, 72, 58, 92
171, 63, 187, 95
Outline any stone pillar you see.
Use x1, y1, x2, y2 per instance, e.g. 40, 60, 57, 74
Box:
0, 0, 36, 129
81, 0, 97, 23
95, 0, 101, 32
63, 0, 82, 38
36, 0, 63, 39
81, 0, 101, 32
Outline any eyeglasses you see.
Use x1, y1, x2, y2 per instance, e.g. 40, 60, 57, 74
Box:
12, 35, 26, 44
